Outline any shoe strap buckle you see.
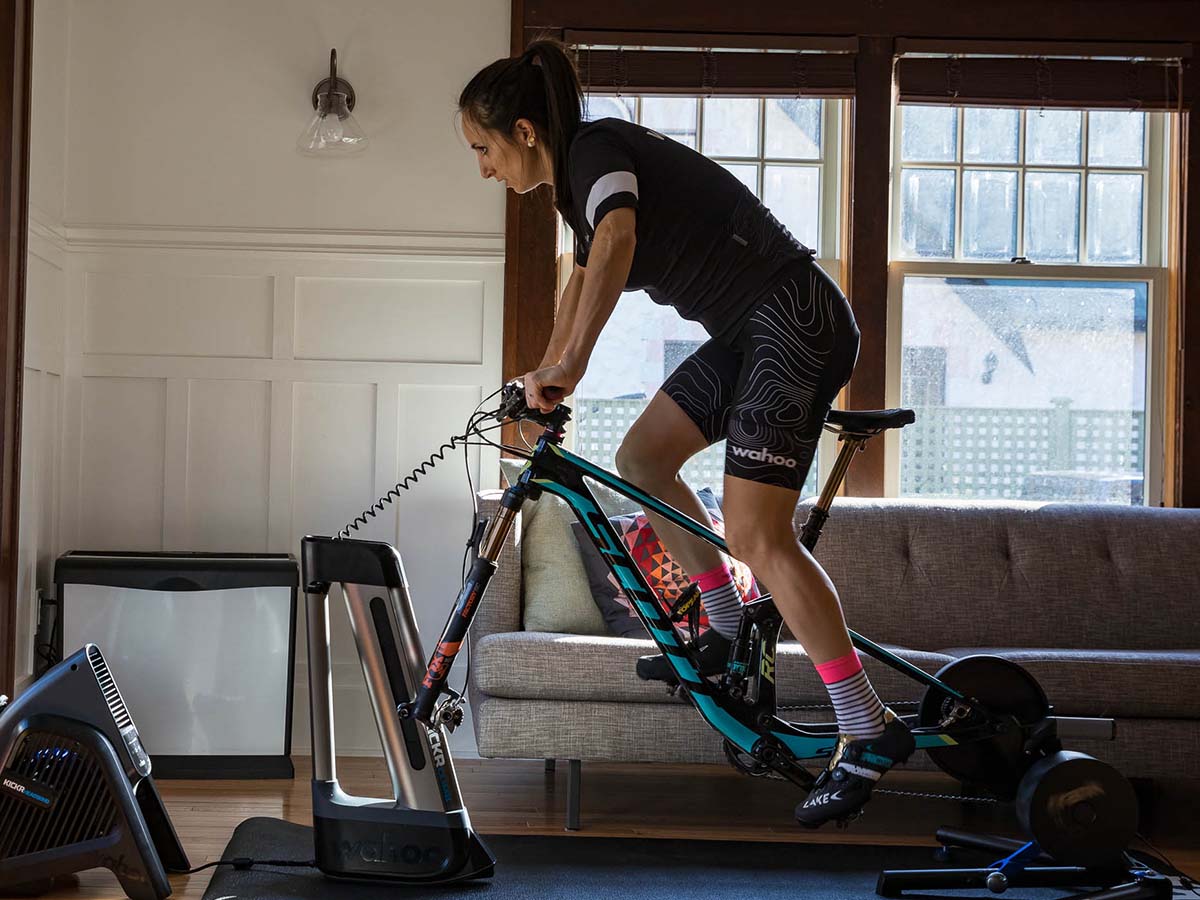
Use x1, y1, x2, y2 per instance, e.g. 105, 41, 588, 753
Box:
668, 583, 703, 645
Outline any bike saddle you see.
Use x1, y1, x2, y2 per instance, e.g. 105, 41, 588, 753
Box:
825, 408, 915, 435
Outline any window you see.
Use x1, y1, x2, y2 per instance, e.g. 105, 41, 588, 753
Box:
566, 94, 845, 498
888, 106, 1167, 505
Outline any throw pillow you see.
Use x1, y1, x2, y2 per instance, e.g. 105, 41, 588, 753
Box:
571, 488, 755, 639
497, 458, 641, 635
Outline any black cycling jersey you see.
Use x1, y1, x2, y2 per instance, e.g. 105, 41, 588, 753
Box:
566, 117, 814, 341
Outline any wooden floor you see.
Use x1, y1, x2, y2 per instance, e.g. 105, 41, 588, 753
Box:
27, 756, 1200, 899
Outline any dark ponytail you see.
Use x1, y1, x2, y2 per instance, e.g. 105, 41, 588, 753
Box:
458, 39, 583, 219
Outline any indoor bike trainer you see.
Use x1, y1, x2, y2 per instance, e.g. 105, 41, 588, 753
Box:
301, 538, 494, 884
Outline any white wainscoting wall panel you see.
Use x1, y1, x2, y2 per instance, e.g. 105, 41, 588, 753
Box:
294, 277, 486, 364
17, 369, 63, 686
54, 242, 503, 754
183, 380, 272, 552
84, 272, 275, 359
78, 376, 168, 550
16, 224, 68, 688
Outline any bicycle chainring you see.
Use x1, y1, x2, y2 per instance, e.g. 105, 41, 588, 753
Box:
918, 655, 1051, 799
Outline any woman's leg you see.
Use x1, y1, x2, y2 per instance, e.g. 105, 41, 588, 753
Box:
617, 339, 758, 646
615, 389, 723, 578
721, 477, 887, 738
718, 261, 912, 827
719, 476, 855, 665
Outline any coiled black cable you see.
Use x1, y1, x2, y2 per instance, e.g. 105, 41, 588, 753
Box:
338, 432, 475, 539
337, 386, 513, 540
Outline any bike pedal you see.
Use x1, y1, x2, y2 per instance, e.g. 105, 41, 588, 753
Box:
835, 810, 864, 830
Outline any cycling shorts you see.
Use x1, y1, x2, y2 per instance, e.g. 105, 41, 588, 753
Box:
661, 259, 860, 491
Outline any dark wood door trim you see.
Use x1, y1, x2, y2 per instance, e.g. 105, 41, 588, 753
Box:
1182, 102, 1200, 507
0, 0, 31, 696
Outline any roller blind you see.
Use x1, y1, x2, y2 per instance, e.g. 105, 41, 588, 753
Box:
565, 36, 856, 97
895, 42, 1189, 110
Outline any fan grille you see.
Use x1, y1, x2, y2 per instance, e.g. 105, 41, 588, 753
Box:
0, 730, 118, 859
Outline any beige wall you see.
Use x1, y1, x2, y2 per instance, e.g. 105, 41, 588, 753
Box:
64, 0, 507, 234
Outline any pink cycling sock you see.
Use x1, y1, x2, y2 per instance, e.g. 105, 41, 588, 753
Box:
816, 651, 886, 740
696, 564, 761, 603
695, 564, 734, 593
815, 650, 864, 685
693, 564, 743, 639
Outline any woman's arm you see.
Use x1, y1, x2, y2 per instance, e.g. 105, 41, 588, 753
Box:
524, 207, 637, 411
538, 263, 585, 369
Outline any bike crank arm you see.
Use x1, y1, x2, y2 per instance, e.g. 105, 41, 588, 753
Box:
749, 739, 819, 791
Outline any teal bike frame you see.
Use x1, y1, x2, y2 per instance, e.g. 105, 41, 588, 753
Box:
408, 411, 1009, 793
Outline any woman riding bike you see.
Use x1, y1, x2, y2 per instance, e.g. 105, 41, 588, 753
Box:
458, 40, 914, 828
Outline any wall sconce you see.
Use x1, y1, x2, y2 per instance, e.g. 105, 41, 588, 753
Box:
297, 48, 368, 155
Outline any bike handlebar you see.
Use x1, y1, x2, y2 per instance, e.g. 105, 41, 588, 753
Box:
496, 381, 571, 430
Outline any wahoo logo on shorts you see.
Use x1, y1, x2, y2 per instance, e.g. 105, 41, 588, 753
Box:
730, 446, 797, 469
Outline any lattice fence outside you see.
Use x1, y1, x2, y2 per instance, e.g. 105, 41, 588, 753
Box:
573, 397, 1140, 504
901, 400, 1145, 503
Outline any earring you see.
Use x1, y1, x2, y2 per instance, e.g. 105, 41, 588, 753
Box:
527, 138, 535, 147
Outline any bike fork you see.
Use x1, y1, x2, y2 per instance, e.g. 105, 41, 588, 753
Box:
401, 487, 525, 725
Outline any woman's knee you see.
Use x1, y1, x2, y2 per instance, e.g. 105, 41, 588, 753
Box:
724, 525, 790, 572
615, 439, 679, 486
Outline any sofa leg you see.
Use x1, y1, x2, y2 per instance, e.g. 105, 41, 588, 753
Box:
1129, 776, 1156, 830
544, 758, 556, 774
566, 759, 581, 831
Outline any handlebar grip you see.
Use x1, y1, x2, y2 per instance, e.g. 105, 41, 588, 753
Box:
542, 386, 565, 402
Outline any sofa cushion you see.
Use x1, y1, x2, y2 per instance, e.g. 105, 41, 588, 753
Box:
474, 631, 953, 709
571, 488, 752, 639
938, 648, 1200, 719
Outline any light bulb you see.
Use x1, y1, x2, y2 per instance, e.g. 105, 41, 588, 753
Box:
297, 90, 367, 155
317, 113, 344, 145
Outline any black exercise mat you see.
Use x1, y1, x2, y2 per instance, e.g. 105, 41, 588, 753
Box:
201, 816, 1077, 900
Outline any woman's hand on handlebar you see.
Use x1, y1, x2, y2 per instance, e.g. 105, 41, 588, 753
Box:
522, 363, 578, 413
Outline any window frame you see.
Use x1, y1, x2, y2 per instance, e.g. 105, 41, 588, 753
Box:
885, 108, 1171, 506
884, 260, 1169, 505
889, 107, 1165, 266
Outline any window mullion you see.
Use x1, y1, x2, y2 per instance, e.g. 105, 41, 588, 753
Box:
1016, 109, 1026, 259
954, 108, 964, 261
756, 97, 765, 197
1081, 110, 1090, 264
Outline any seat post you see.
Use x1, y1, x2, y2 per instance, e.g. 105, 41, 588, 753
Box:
798, 435, 865, 551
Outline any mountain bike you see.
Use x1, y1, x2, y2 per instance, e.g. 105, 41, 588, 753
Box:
299, 382, 1135, 887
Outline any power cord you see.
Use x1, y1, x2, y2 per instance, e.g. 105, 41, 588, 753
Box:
336, 399, 507, 538
1132, 831, 1200, 897
182, 857, 315, 874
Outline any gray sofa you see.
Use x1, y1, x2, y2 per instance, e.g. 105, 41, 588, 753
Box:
467, 493, 1200, 826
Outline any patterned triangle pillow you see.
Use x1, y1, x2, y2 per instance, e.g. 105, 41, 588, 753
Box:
571, 488, 754, 639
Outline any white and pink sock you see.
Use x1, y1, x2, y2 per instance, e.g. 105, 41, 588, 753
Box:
695, 563, 749, 639
816, 651, 887, 745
